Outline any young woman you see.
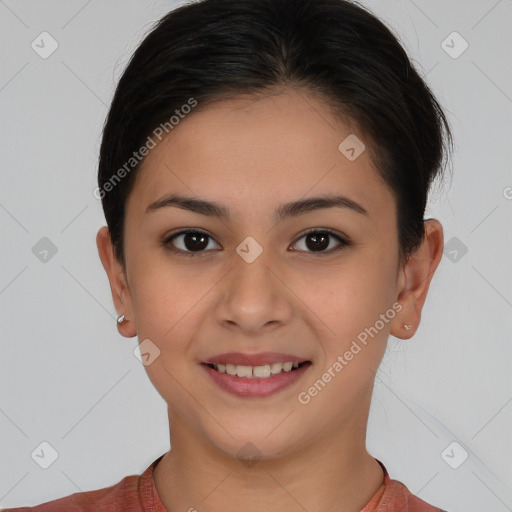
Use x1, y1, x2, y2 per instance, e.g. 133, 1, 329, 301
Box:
4, 0, 452, 510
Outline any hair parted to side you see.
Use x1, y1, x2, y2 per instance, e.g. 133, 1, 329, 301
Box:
98, 0, 453, 268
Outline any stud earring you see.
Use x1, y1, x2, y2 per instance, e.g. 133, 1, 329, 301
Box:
117, 314, 126, 324
403, 324, 412, 331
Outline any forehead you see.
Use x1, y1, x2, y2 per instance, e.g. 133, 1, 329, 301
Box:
127, 88, 394, 219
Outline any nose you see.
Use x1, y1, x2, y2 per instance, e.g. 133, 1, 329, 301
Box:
214, 248, 294, 334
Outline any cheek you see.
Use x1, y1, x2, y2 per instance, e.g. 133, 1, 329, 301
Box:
129, 261, 207, 354
298, 259, 397, 420
129, 267, 205, 407
312, 247, 399, 357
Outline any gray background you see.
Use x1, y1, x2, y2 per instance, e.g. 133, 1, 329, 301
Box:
1, 0, 511, 510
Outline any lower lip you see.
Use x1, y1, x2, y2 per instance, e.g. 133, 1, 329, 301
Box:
201, 363, 311, 398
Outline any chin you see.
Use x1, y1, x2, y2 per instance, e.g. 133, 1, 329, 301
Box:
204, 426, 305, 464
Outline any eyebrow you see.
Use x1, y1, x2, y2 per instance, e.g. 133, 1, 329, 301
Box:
146, 193, 368, 220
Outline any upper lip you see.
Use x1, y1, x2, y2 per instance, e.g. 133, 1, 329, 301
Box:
203, 352, 309, 367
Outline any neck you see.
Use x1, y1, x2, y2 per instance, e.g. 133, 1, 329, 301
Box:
153, 409, 384, 512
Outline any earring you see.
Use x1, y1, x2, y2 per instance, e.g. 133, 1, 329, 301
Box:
403, 324, 412, 331
117, 314, 126, 324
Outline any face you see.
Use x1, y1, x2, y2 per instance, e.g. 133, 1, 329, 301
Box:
98, 88, 438, 461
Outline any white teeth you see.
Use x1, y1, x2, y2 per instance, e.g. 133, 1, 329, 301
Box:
270, 362, 283, 375
253, 364, 271, 378
212, 361, 302, 379
282, 362, 293, 372
235, 365, 253, 378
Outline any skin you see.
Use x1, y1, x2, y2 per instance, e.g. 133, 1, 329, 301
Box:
97, 87, 443, 512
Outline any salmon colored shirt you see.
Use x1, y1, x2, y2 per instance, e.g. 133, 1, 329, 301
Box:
2, 456, 447, 511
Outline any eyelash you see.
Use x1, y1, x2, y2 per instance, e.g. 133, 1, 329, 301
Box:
162, 228, 351, 258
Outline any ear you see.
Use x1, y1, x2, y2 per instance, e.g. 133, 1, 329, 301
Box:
390, 219, 444, 339
96, 226, 137, 338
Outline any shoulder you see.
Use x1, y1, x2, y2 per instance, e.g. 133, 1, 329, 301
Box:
363, 460, 448, 512
1, 474, 139, 512
385, 478, 447, 512
0, 457, 163, 512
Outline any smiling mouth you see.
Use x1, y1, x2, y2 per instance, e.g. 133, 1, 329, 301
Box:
203, 361, 311, 379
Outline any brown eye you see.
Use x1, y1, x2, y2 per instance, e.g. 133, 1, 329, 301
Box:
292, 229, 349, 255
164, 230, 221, 255
304, 232, 330, 251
